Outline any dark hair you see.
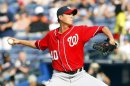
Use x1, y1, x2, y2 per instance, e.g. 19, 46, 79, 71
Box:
57, 14, 63, 22
115, 4, 123, 15
58, 18, 60, 22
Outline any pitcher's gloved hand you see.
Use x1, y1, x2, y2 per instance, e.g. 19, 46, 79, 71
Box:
93, 38, 117, 55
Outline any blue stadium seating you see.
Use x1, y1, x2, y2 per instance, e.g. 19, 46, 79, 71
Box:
15, 62, 50, 86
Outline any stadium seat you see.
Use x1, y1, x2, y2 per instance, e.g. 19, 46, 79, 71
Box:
38, 62, 51, 82
15, 80, 29, 86
23, 47, 38, 54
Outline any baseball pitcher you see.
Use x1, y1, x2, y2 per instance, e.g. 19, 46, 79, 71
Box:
8, 6, 117, 86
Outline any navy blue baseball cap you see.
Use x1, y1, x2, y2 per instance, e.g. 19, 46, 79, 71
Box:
57, 6, 78, 17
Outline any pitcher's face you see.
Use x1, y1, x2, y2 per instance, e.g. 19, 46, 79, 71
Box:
59, 14, 74, 25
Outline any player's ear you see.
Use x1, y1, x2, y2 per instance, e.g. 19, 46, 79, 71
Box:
58, 15, 63, 21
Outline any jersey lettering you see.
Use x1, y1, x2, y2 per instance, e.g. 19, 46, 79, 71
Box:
51, 50, 58, 60
67, 34, 79, 47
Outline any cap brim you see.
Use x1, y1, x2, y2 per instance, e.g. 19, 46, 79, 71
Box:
64, 9, 77, 15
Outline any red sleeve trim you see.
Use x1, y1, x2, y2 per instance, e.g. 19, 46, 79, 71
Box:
35, 40, 41, 50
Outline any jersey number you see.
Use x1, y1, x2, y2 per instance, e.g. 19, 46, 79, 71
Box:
51, 50, 58, 60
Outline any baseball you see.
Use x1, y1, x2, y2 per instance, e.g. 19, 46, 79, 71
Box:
7, 38, 14, 45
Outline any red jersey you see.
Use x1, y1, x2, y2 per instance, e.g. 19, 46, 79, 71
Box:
35, 25, 104, 72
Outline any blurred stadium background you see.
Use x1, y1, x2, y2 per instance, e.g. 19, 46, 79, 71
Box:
0, 0, 130, 86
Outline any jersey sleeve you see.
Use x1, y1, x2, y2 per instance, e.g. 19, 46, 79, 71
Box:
35, 33, 49, 50
81, 25, 104, 42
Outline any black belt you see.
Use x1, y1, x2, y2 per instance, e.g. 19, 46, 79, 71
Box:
63, 67, 83, 74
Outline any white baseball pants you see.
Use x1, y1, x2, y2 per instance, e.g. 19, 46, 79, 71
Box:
45, 70, 108, 86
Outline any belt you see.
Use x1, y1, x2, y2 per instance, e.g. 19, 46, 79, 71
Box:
63, 67, 83, 74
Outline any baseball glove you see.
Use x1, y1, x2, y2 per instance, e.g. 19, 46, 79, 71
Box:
93, 39, 117, 55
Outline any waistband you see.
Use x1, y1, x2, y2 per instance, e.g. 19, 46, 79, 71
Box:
63, 67, 84, 75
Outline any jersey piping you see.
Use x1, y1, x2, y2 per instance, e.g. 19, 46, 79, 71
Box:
63, 26, 74, 71
93, 26, 100, 36
57, 40, 67, 71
